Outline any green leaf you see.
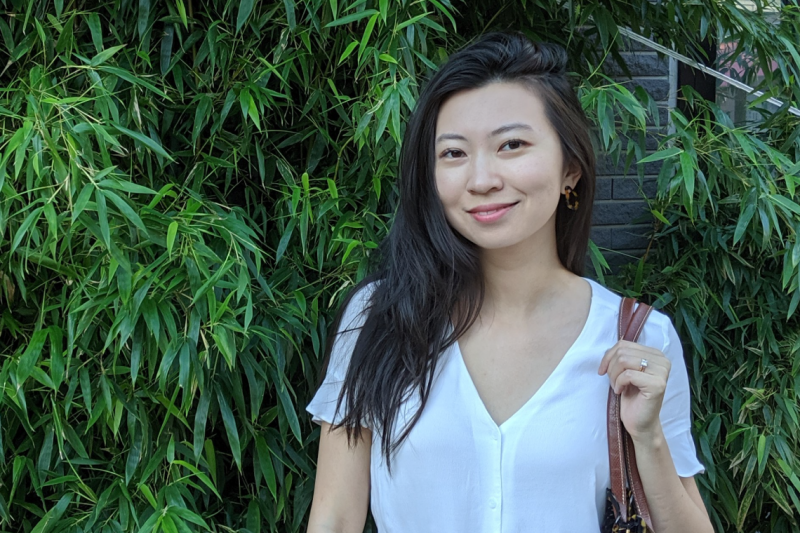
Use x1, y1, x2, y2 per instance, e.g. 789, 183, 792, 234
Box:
160, 24, 174, 75
236, 0, 255, 33
771, 195, 800, 216
90, 44, 125, 66
193, 389, 212, 459
358, 13, 379, 61
212, 326, 236, 368
97, 178, 157, 195
256, 435, 277, 499
276, 380, 301, 442
339, 40, 359, 65
30, 493, 72, 533
325, 9, 378, 28
215, 388, 242, 469
167, 221, 178, 255
396, 12, 432, 31
112, 122, 173, 161
9, 206, 44, 256
87, 13, 103, 53
125, 427, 143, 485
17, 328, 48, 383
138, 0, 150, 39
102, 189, 150, 236
680, 151, 695, 199
638, 146, 682, 164
99, 66, 171, 99
734, 194, 757, 245
276, 218, 296, 263
284, 0, 296, 31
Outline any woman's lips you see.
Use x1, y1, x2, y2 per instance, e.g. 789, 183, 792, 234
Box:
467, 202, 518, 223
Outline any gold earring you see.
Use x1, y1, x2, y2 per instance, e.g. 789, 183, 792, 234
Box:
564, 186, 579, 210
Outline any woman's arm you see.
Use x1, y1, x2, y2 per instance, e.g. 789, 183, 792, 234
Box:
307, 422, 372, 533
631, 428, 713, 533
599, 340, 713, 533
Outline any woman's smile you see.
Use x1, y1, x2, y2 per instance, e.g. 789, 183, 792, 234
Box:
467, 201, 520, 223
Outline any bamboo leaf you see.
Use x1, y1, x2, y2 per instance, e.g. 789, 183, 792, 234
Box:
138, 0, 150, 39
167, 221, 178, 255
236, 0, 255, 33
17, 328, 48, 384
215, 388, 242, 469
638, 146, 682, 164
101, 189, 150, 236
111, 122, 173, 160
90, 44, 125, 66
9, 206, 44, 256
325, 9, 378, 28
339, 40, 359, 65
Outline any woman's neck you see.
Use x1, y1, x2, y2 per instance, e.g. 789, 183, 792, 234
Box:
478, 241, 575, 320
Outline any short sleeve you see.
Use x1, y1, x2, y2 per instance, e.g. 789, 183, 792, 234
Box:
305, 281, 377, 428
651, 312, 706, 477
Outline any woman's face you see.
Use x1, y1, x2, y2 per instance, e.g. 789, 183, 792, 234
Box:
434, 82, 580, 252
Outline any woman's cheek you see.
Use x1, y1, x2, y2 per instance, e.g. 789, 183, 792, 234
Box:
434, 170, 463, 210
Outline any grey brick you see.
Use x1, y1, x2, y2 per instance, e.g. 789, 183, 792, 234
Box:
621, 131, 663, 151
604, 52, 669, 77
591, 227, 612, 248
596, 154, 663, 176
595, 178, 612, 200
613, 177, 658, 199
590, 130, 665, 152
612, 224, 653, 249
620, 78, 671, 102
613, 106, 670, 128
618, 35, 659, 53
647, 106, 670, 127
591, 200, 650, 225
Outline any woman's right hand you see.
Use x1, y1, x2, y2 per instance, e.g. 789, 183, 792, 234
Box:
307, 422, 372, 533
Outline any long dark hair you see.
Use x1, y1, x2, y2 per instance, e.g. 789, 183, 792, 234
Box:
320, 32, 596, 469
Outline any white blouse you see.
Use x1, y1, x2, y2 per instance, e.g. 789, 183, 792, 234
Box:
306, 277, 705, 532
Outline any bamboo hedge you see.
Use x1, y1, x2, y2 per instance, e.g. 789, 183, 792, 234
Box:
1, 0, 799, 532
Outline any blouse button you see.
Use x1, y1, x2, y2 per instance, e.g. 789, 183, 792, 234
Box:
489, 498, 497, 509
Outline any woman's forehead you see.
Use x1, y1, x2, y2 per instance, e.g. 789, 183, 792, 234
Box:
436, 82, 548, 138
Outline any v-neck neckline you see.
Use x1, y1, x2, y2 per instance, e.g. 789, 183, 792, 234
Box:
454, 277, 596, 431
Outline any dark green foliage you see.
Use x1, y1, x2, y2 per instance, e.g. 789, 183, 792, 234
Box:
612, 96, 800, 532
0, 0, 798, 532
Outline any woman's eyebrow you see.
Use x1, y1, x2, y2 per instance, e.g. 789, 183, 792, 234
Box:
435, 123, 533, 144
489, 122, 533, 137
435, 133, 467, 143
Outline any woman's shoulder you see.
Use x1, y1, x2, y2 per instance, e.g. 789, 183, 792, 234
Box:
584, 277, 677, 352
336, 278, 380, 331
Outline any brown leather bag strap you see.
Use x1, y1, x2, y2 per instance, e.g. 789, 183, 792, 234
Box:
607, 297, 654, 530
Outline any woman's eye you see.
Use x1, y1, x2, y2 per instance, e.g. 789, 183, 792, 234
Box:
501, 139, 526, 151
441, 149, 464, 159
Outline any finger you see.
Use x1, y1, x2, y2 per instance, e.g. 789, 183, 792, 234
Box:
599, 340, 662, 375
598, 341, 626, 374
607, 351, 668, 386
612, 368, 667, 395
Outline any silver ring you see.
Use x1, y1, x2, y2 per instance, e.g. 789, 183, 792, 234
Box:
639, 358, 649, 372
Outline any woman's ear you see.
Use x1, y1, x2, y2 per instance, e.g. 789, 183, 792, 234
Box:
562, 159, 582, 190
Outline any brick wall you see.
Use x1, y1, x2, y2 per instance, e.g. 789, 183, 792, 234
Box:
589, 37, 673, 272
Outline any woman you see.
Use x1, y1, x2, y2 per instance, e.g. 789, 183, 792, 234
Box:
306, 32, 713, 532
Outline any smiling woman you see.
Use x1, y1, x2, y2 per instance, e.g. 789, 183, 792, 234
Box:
434, 83, 582, 251
305, 32, 713, 533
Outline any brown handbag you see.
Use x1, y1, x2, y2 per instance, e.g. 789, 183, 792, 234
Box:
601, 297, 655, 532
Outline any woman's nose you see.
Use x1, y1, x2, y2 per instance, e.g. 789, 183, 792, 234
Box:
466, 153, 504, 194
